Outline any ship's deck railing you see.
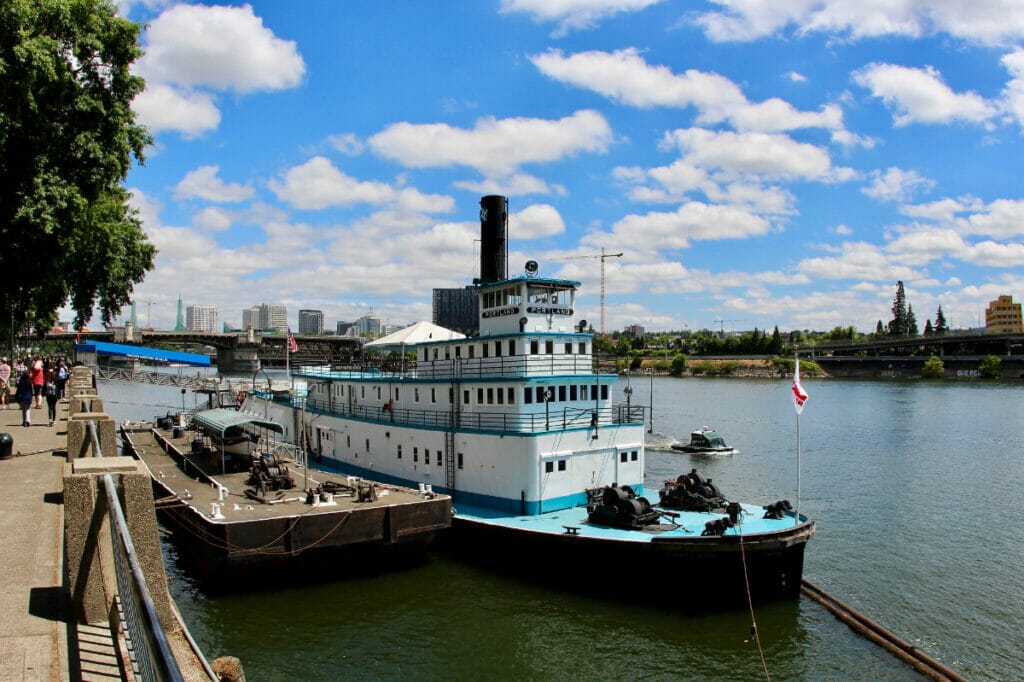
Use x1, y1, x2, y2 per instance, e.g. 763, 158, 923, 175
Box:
296, 354, 617, 381
268, 393, 645, 434
88, 422, 185, 682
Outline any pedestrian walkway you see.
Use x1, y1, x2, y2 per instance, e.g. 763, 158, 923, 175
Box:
0, 399, 71, 680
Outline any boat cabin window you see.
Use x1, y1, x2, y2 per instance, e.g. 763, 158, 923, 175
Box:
507, 387, 515, 404
477, 388, 484, 404
437, 452, 442, 467
445, 347, 450, 359
469, 345, 475, 359
558, 460, 566, 471
496, 388, 503, 405
430, 388, 436, 403
558, 386, 566, 401
457, 453, 463, 469
564, 343, 572, 354
463, 389, 470, 405
394, 388, 399, 401
413, 447, 418, 462
545, 461, 553, 473
524, 388, 533, 404
397, 445, 402, 459
581, 385, 589, 400
570, 385, 577, 400
620, 452, 628, 463
579, 342, 586, 354
545, 340, 553, 354
414, 388, 420, 402
508, 340, 515, 356
483, 344, 489, 358
631, 451, 638, 461
601, 385, 608, 399
530, 340, 538, 354
494, 341, 501, 357
486, 388, 494, 404
425, 451, 430, 465
455, 346, 461, 358
422, 348, 428, 361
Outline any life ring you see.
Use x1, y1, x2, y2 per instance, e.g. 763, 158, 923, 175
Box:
382, 400, 393, 412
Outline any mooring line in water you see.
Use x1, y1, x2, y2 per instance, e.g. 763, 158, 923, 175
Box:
738, 524, 771, 681
800, 580, 966, 682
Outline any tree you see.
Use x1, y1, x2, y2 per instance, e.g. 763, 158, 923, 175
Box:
934, 306, 948, 335
922, 355, 944, 379
769, 326, 782, 355
888, 281, 908, 336
876, 320, 884, 335
923, 319, 933, 336
907, 304, 919, 336
0, 0, 155, 337
978, 355, 1001, 379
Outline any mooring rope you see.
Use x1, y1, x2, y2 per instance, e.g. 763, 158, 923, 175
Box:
737, 516, 771, 682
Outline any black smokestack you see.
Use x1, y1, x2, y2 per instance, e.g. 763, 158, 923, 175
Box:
479, 195, 507, 284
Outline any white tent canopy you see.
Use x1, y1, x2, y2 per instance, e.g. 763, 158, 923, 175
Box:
363, 321, 466, 349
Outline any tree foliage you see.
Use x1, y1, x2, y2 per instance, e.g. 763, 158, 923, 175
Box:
922, 355, 944, 379
934, 306, 948, 335
978, 355, 1001, 379
888, 281, 909, 336
0, 0, 154, 334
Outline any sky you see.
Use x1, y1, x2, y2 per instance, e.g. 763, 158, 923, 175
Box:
102, 0, 1024, 335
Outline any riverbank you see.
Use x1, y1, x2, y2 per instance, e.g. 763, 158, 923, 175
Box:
622, 355, 1024, 380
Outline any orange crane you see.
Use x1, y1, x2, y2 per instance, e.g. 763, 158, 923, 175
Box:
557, 248, 623, 335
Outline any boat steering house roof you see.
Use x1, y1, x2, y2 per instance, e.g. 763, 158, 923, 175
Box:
192, 408, 283, 434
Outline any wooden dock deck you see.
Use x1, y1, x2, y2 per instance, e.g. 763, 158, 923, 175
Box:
120, 423, 451, 577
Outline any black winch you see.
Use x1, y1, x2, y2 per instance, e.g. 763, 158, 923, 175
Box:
658, 468, 727, 511
586, 484, 661, 529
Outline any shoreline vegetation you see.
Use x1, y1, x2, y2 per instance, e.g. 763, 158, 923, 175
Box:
604, 354, 1014, 380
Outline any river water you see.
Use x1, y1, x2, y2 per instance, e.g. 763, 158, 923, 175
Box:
100, 373, 1024, 680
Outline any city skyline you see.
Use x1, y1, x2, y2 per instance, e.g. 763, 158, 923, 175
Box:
90, 1, 1024, 335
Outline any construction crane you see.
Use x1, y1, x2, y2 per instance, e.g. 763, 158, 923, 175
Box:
557, 248, 623, 335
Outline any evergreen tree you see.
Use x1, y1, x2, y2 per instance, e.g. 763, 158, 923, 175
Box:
888, 281, 908, 336
876, 320, 884, 335
934, 306, 948, 335
907, 304, 919, 336
770, 326, 782, 355
923, 319, 933, 336
0, 0, 155, 334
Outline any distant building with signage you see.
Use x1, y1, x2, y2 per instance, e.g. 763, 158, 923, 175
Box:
985, 295, 1023, 333
186, 305, 218, 333
298, 309, 324, 335
432, 287, 478, 335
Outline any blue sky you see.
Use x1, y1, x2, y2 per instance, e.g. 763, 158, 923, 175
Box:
106, 0, 1024, 335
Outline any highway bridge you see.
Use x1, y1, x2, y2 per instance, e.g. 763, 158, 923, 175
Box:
51, 329, 363, 372
796, 330, 1024, 358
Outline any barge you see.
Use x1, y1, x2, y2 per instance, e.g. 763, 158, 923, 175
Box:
120, 415, 451, 582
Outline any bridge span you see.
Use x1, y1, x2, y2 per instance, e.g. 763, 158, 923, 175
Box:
53, 330, 362, 372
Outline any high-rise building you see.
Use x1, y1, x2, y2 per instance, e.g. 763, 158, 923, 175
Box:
432, 287, 478, 334
186, 305, 218, 333
985, 295, 1023, 333
174, 294, 186, 332
242, 306, 260, 331
353, 315, 381, 337
260, 303, 288, 333
336, 321, 355, 336
298, 309, 324, 335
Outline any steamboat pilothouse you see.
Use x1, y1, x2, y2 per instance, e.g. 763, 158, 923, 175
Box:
244, 195, 814, 605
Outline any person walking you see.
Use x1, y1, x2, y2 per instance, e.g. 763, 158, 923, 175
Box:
55, 358, 68, 399
30, 356, 44, 409
15, 370, 33, 427
44, 369, 59, 427
0, 357, 10, 409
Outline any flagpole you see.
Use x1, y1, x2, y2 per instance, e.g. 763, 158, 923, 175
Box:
796, 407, 801, 528
286, 333, 291, 386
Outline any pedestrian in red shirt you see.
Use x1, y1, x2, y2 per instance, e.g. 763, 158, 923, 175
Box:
30, 356, 44, 409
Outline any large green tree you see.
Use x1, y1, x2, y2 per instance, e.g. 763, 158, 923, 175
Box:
888, 281, 908, 336
0, 0, 154, 336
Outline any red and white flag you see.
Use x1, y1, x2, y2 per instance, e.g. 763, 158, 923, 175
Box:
287, 329, 298, 353
792, 357, 809, 415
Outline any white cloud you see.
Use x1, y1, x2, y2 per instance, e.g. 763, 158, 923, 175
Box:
853, 63, 997, 127
798, 241, 920, 281
862, 167, 935, 202
269, 157, 454, 213
958, 198, 1024, 238
886, 227, 967, 265
512, 204, 566, 239
1000, 49, 1024, 128
133, 4, 304, 138
368, 110, 613, 177
132, 84, 220, 139
661, 128, 849, 182
694, 0, 1024, 46
175, 166, 255, 203
788, 71, 807, 83
455, 173, 563, 197
499, 0, 662, 35
137, 4, 305, 92
611, 202, 772, 249
193, 207, 233, 232
327, 134, 365, 156
530, 49, 844, 133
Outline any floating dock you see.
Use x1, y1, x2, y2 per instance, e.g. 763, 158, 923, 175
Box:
120, 422, 451, 580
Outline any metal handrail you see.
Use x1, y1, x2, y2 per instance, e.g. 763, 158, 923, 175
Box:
88, 421, 184, 682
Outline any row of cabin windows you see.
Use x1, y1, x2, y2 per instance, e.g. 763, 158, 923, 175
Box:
396, 444, 464, 469
523, 384, 609, 404
543, 450, 635, 473
329, 381, 607, 408
423, 340, 588, 361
